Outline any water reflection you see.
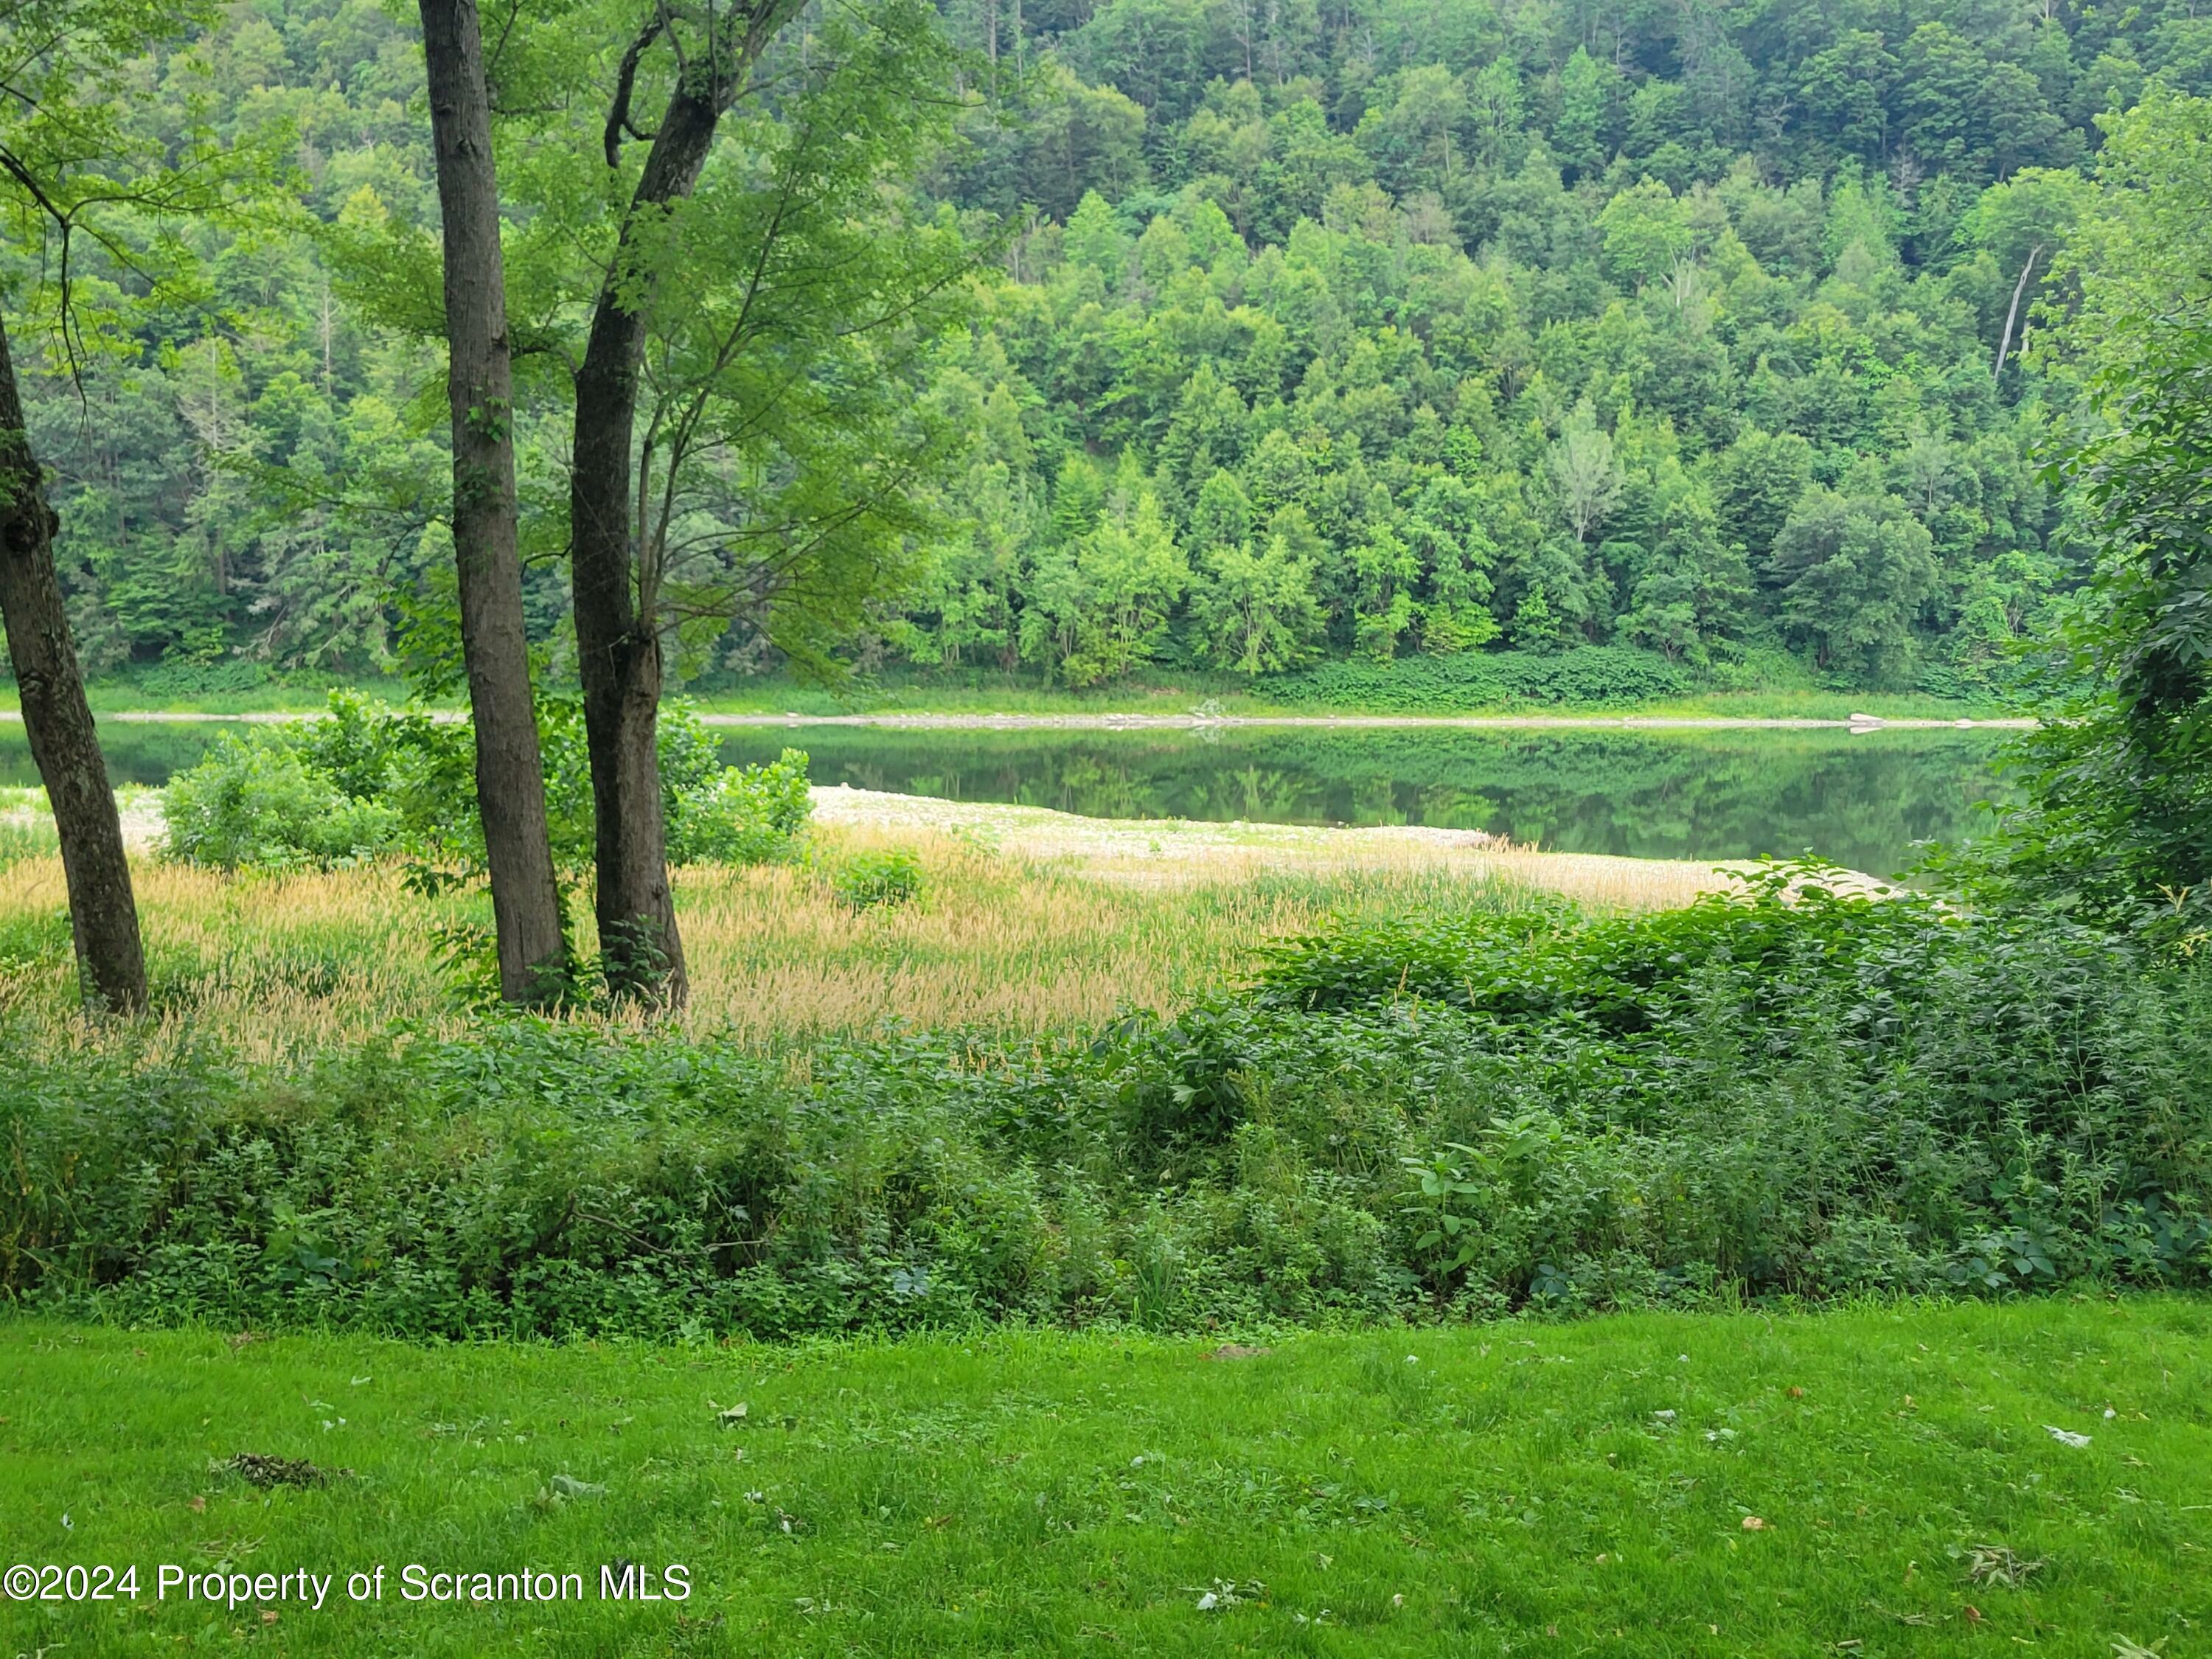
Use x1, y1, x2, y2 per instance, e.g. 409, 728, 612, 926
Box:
719, 725, 2011, 875
0, 717, 2011, 877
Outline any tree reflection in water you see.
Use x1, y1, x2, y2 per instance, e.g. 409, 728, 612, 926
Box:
720, 726, 2008, 876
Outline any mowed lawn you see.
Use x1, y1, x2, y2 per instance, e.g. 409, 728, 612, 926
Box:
1, 1300, 2206, 1656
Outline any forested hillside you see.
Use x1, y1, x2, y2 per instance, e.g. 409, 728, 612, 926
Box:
22, 0, 2211, 695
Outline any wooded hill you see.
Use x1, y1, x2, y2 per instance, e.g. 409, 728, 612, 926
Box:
21, 0, 2208, 695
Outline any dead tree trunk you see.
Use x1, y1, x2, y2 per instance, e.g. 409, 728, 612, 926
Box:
0, 309, 145, 1013
419, 0, 571, 1004
1992, 243, 2043, 383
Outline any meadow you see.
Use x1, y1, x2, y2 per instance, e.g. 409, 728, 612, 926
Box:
1, 3, 2207, 1651
2, 787, 2202, 1340
0, 807, 1717, 1050
0, 647, 2020, 724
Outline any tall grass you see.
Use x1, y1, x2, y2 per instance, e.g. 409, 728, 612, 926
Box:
0, 830, 1582, 1052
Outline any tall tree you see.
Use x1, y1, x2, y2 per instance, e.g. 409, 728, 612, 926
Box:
1964, 89, 2212, 939
557, 0, 971, 1003
0, 313, 142, 1010
417, 0, 569, 1004
569, 0, 805, 1001
0, 0, 237, 1012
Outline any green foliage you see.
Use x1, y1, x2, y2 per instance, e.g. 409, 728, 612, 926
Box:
1765, 490, 1942, 682
108, 661, 272, 698
1926, 91, 2212, 942
8, 863, 2208, 1338
158, 731, 400, 869
669, 747, 813, 868
828, 847, 925, 913
21, 0, 2179, 697
161, 695, 812, 874
1266, 646, 1691, 712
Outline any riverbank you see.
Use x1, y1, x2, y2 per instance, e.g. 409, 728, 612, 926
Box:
810, 785, 1750, 906
0, 787, 1731, 1046
9, 780, 1738, 899
0, 658, 2023, 725
4, 707, 2034, 731
712, 709, 2032, 731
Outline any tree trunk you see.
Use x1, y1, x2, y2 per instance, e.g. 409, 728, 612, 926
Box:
568, 87, 725, 1006
419, 0, 571, 1004
0, 309, 146, 1013
1992, 244, 2043, 383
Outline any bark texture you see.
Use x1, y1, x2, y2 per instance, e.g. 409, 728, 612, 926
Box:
0, 309, 146, 1013
568, 81, 728, 1005
420, 0, 570, 1003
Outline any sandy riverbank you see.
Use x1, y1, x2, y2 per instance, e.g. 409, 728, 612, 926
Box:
809, 785, 1779, 909
12, 780, 1766, 911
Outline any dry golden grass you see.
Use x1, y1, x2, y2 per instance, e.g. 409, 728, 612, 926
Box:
0, 793, 1740, 1053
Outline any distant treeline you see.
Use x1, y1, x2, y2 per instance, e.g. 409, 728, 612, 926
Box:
24, 0, 2208, 691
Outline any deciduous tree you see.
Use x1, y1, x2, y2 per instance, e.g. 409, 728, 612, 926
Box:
416, 0, 568, 1004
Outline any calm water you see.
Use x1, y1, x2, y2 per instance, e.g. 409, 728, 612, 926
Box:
5, 719, 2013, 876
719, 724, 2012, 876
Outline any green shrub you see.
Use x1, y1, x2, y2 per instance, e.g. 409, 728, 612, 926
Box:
161, 695, 811, 874
160, 731, 401, 869
120, 660, 271, 698
669, 746, 812, 866
4, 866, 2206, 1339
830, 847, 924, 911
1262, 646, 1692, 713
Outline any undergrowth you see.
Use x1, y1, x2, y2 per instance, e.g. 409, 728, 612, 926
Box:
4, 864, 2205, 1340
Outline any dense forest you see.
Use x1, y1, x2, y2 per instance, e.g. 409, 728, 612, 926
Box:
18, 0, 2211, 695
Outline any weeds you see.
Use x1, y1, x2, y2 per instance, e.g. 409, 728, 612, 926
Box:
3, 863, 2206, 1340
0, 831, 1574, 1048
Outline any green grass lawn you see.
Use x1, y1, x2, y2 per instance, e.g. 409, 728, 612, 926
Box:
2, 1298, 2203, 1656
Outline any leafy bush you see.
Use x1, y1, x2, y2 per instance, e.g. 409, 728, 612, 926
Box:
1265, 647, 1692, 714
669, 747, 813, 866
159, 732, 401, 869
160, 695, 812, 874
6, 866, 2206, 1338
118, 660, 271, 698
1927, 333, 2212, 948
829, 847, 924, 911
